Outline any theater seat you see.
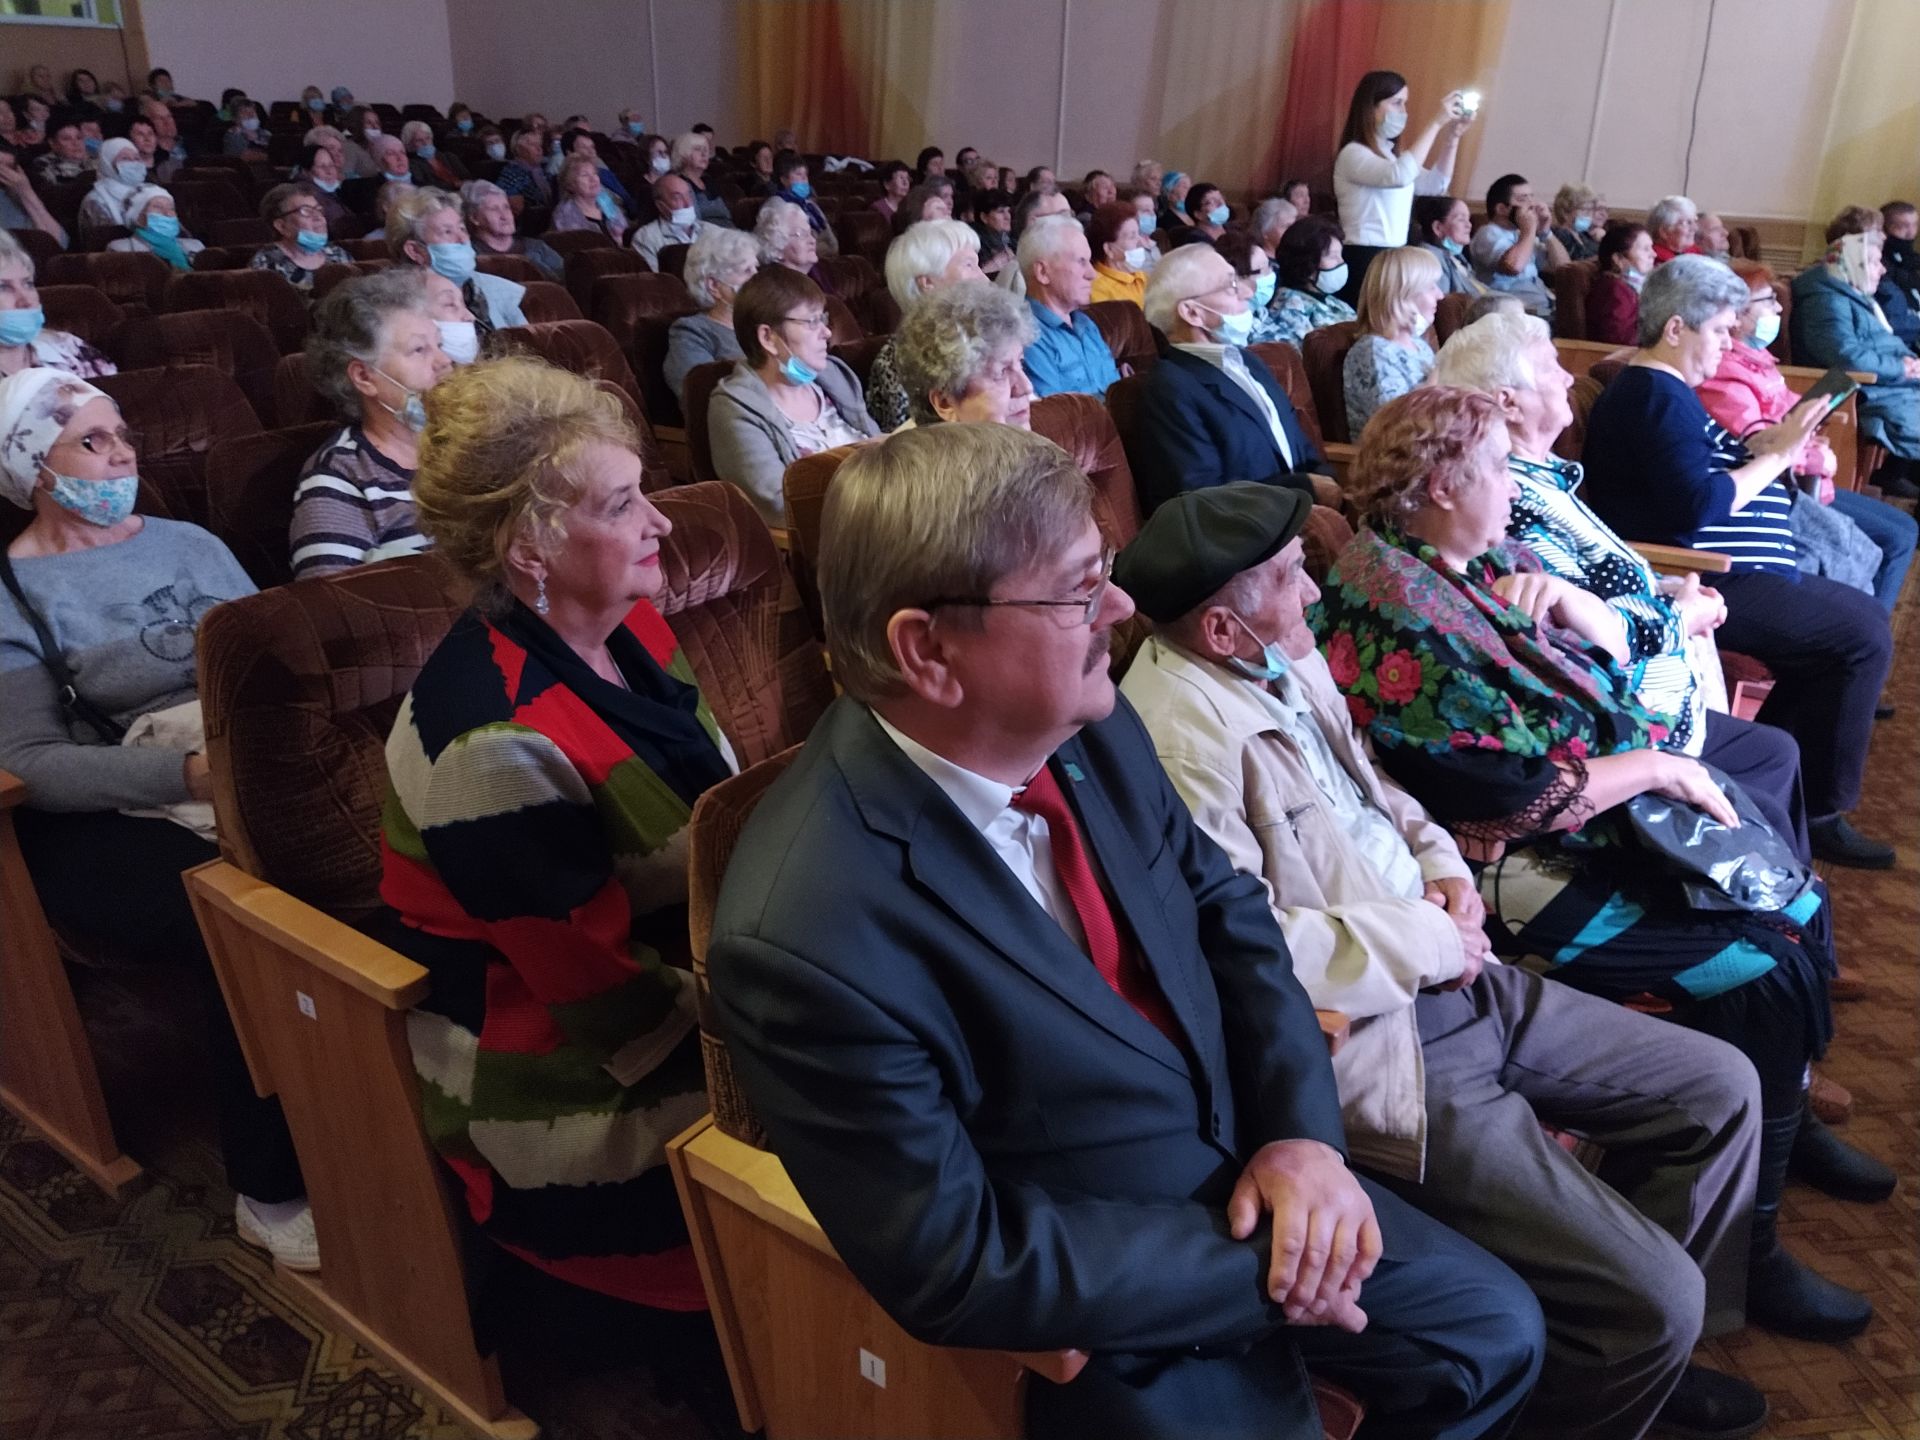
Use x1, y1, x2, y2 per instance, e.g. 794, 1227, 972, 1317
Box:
824, 294, 865, 345
42, 250, 170, 316
97, 365, 263, 527
313, 261, 379, 299
830, 335, 889, 392
655, 242, 691, 281
166, 268, 310, 355
832, 208, 891, 269
1432, 292, 1472, 346
203, 422, 339, 587
538, 228, 616, 259
208, 217, 276, 247
473, 253, 541, 284
111, 310, 282, 428
1300, 320, 1365, 444
8, 225, 63, 272
504, 318, 641, 408
816, 254, 882, 311
273, 352, 331, 427
730, 196, 766, 230
673, 753, 1366, 1440
1084, 299, 1157, 375
591, 272, 700, 424
682, 358, 737, 483
342, 238, 391, 262
1030, 392, 1144, 548
515, 280, 583, 324
1549, 260, 1597, 340
567, 246, 652, 314
189, 244, 262, 272
184, 483, 826, 1432
37, 284, 126, 350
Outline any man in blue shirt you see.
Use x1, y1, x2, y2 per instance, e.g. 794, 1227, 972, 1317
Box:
1019, 215, 1123, 398
1469, 173, 1563, 319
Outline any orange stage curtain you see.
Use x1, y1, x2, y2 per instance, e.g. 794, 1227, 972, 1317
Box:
737, 1, 870, 158
1369, 0, 1512, 200
1272, 0, 1385, 195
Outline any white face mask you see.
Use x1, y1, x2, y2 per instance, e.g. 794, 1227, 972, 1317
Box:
650, 153, 671, 176
1122, 245, 1150, 270
1411, 312, 1431, 337
669, 204, 697, 228
435, 318, 479, 364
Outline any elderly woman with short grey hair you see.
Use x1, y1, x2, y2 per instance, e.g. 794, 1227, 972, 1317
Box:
461, 178, 563, 281
1580, 253, 1894, 871
388, 186, 527, 333
665, 226, 756, 398
1646, 194, 1698, 263
863, 219, 987, 430
288, 269, 454, 579
893, 280, 1037, 428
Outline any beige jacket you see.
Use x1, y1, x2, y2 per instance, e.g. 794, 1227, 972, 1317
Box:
1120, 635, 1475, 1180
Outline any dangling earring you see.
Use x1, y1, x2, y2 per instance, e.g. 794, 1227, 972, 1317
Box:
534, 573, 549, 615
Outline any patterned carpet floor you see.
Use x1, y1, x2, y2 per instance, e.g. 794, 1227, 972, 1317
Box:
3, 587, 1916, 1440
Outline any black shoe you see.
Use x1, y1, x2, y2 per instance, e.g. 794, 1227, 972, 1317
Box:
1808, 815, 1896, 869
1875, 470, 1920, 500
1652, 1364, 1769, 1439
1875, 703, 1897, 721
1792, 1112, 1897, 1202
1747, 1243, 1874, 1342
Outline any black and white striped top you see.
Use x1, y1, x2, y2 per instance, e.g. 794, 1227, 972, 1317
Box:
287, 425, 427, 580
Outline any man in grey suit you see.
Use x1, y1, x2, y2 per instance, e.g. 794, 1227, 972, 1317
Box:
708, 424, 1544, 1439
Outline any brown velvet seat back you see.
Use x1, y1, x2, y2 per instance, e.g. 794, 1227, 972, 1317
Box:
273, 352, 334, 426
779, 444, 866, 633
831, 210, 892, 269
474, 253, 541, 284
97, 365, 264, 528
1030, 392, 1144, 548
592, 272, 700, 425
539, 228, 615, 259
815, 254, 881, 309
1084, 299, 1157, 376
1555, 375, 1605, 462
188, 244, 260, 272
165, 268, 309, 354
198, 554, 469, 915
1248, 340, 1328, 451
1550, 259, 1597, 340
38, 284, 126, 350
112, 310, 282, 428
204, 422, 339, 588
829, 335, 889, 392
568, 246, 653, 313
1432, 292, 1473, 347
504, 318, 640, 407
1301, 319, 1364, 445
42, 250, 170, 314
516, 281, 584, 324
682, 359, 737, 483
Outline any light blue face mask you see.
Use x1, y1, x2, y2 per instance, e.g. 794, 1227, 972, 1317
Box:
46, 469, 140, 527
296, 228, 330, 253
456, 117, 474, 133
626, 120, 645, 137
1206, 203, 1230, 227
141, 212, 182, 239
485, 142, 506, 162
1749, 311, 1781, 348
371, 364, 429, 432
312, 175, 340, 193
779, 352, 819, 386
1251, 271, 1277, 308
83, 136, 102, 156
1573, 213, 1593, 233
382, 169, 411, 184
789, 180, 812, 199
1226, 612, 1290, 683
427, 240, 476, 285
1137, 211, 1157, 237
1379, 108, 1407, 142
0, 306, 47, 347
595, 190, 619, 218
114, 159, 148, 187
415, 142, 436, 160
307, 96, 327, 111
1441, 237, 1465, 256
1202, 303, 1255, 348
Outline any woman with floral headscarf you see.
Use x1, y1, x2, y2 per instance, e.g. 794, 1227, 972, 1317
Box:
1789, 229, 1920, 497
1314, 385, 1888, 1345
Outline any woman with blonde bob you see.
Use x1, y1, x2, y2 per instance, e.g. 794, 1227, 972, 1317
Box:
1343, 245, 1444, 437
378, 354, 738, 1388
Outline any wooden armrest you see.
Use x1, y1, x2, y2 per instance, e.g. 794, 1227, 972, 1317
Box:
1316, 1009, 1351, 1054
0, 769, 23, 811
768, 525, 791, 552
1308, 474, 1343, 510
654, 424, 687, 444
185, 860, 429, 1008
1322, 442, 1358, 471
1630, 542, 1731, 576
1010, 1349, 1090, 1384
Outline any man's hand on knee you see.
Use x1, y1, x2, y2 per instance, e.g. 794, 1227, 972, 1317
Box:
1227, 1138, 1382, 1332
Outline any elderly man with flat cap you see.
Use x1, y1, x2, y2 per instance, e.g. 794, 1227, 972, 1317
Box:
1116, 483, 1769, 1440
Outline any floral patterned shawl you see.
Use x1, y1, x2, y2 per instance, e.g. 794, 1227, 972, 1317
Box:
1313, 524, 1668, 781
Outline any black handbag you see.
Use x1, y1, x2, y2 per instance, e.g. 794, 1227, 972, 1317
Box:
0, 551, 128, 743
1623, 762, 1815, 914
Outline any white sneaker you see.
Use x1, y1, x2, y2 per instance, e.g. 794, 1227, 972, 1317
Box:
233, 1196, 321, 1272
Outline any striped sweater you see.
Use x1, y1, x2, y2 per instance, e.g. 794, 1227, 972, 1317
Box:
379, 598, 728, 1309
288, 426, 430, 580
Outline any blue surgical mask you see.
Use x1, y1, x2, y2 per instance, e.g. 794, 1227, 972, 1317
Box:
312, 176, 340, 193
46, 469, 140, 527
416, 142, 436, 159
1226, 613, 1290, 683
372, 364, 429, 431
1252, 271, 1277, 308
1137, 211, 1157, 237
296, 228, 330, 253
83, 136, 101, 156
1441, 237, 1464, 256
596, 190, 619, 218
1122, 245, 1151, 270
307, 96, 326, 111
114, 159, 148, 187
670, 204, 697, 228
1750, 311, 1781, 348
626, 120, 645, 137
240, 115, 260, 132
0, 306, 47, 347
1203, 304, 1255, 348
1206, 203, 1230, 227
456, 117, 474, 133
1317, 262, 1349, 296
427, 241, 476, 284
1624, 266, 1646, 293
363, 126, 382, 141
104, 97, 124, 113
1573, 213, 1593, 233
486, 142, 506, 162
1380, 109, 1407, 142
142, 212, 181, 239
778, 352, 819, 385
789, 180, 812, 199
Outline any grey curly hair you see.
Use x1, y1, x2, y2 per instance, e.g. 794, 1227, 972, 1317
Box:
893, 281, 1037, 425
305, 268, 435, 421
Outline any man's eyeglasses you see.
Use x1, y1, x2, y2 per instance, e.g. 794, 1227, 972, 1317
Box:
922, 547, 1114, 627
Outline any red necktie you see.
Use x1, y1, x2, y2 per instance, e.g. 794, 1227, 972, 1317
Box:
1013, 765, 1183, 1046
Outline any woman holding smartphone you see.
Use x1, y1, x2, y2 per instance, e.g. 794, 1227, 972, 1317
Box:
1332, 71, 1476, 304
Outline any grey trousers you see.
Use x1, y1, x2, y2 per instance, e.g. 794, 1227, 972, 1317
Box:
1376, 964, 1760, 1440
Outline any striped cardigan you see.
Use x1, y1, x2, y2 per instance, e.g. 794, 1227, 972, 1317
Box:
379, 599, 724, 1309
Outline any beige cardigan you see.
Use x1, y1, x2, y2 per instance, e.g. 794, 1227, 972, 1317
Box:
1120, 635, 1476, 1180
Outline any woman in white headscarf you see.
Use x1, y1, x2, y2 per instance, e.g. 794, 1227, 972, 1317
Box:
0, 367, 314, 1273
1789, 229, 1920, 493
106, 186, 204, 270
76, 136, 149, 238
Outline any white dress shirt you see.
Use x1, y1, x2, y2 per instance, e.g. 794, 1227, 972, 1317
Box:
631, 216, 712, 271
873, 711, 1089, 952
1173, 342, 1294, 468
1332, 141, 1453, 248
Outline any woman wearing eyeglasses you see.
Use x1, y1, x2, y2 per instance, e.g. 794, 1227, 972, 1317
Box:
250, 182, 352, 297
0, 367, 312, 1272
707, 266, 881, 526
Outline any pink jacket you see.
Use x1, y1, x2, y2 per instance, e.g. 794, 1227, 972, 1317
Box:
1696, 339, 1836, 484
